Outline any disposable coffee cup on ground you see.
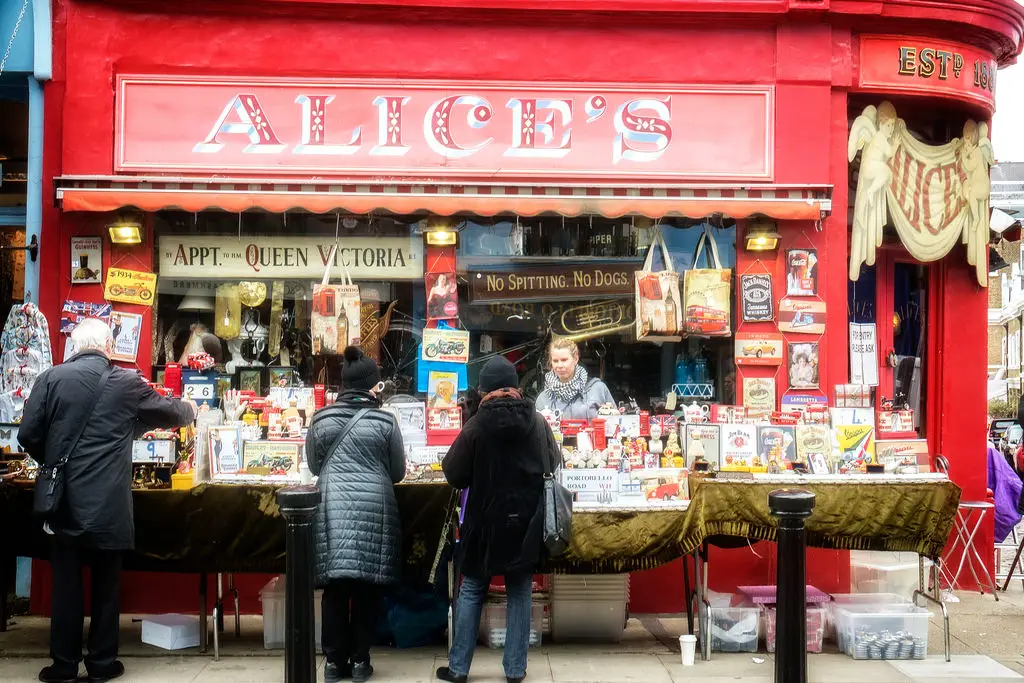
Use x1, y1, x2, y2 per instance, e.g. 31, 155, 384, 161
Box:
679, 634, 697, 666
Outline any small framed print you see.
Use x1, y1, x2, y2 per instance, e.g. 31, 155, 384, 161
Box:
243, 440, 302, 476
808, 452, 830, 475
237, 368, 264, 395
268, 367, 295, 389
108, 311, 143, 363
786, 249, 818, 296
788, 342, 820, 390
208, 426, 243, 477
70, 236, 103, 284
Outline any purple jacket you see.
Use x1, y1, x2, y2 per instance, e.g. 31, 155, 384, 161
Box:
988, 444, 1022, 542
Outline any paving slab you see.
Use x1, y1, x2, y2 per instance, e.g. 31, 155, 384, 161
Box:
890, 655, 1024, 680
547, 652, 672, 683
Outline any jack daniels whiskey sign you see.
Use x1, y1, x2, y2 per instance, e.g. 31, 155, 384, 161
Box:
740, 273, 774, 322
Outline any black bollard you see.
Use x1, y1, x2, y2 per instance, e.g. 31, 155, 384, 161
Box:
278, 485, 321, 683
769, 489, 815, 683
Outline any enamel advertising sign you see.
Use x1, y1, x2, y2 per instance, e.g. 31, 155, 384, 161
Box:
115, 76, 773, 181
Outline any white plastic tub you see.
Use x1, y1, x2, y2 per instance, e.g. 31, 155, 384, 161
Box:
260, 576, 323, 650
479, 601, 545, 649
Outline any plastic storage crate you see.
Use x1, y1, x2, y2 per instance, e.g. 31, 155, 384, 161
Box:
834, 603, 930, 660
763, 605, 825, 653
850, 551, 930, 601
709, 606, 760, 653
260, 577, 323, 650
826, 593, 908, 639
479, 601, 545, 649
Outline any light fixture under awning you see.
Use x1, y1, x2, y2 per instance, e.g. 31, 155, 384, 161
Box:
56, 177, 832, 221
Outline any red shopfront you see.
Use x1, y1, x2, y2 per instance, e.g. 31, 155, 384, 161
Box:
32, 0, 1024, 615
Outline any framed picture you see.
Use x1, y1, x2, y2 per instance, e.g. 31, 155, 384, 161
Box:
268, 367, 296, 389
237, 368, 264, 395
425, 272, 458, 321
216, 376, 233, 404
786, 249, 818, 296
808, 452, 830, 475
788, 342, 820, 390
70, 236, 103, 284
243, 440, 302, 476
208, 426, 243, 476
108, 311, 143, 363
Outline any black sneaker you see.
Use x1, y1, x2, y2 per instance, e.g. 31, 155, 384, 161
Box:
507, 677, 525, 683
436, 666, 468, 683
325, 662, 353, 682
37, 666, 79, 683
352, 662, 374, 683
85, 662, 125, 683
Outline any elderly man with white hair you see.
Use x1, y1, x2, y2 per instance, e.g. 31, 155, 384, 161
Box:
19, 318, 198, 683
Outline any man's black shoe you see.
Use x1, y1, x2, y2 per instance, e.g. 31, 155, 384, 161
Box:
436, 666, 468, 683
37, 666, 79, 683
84, 661, 125, 682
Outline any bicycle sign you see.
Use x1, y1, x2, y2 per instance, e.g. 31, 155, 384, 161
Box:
421, 328, 470, 364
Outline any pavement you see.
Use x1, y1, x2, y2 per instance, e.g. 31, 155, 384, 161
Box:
3, 587, 1024, 683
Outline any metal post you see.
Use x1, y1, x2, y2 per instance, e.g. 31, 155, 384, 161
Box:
769, 489, 815, 683
278, 485, 321, 683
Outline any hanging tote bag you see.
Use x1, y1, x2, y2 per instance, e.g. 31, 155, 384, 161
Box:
311, 245, 362, 355
634, 231, 683, 342
683, 225, 733, 337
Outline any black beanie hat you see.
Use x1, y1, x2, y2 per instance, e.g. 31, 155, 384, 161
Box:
342, 346, 381, 391
479, 356, 519, 393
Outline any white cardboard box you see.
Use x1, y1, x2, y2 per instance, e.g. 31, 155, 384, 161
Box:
141, 614, 200, 650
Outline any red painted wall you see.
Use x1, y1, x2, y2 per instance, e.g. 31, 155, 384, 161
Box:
35, 0, 1010, 614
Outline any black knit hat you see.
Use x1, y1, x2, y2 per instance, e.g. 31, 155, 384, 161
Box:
479, 356, 519, 393
342, 346, 381, 391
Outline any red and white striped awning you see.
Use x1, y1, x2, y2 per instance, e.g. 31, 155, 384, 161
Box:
56, 176, 832, 221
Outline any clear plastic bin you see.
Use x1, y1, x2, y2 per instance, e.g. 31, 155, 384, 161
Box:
479, 601, 545, 649
850, 551, 930, 601
834, 603, 930, 660
763, 605, 825, 653
260, 577, 323, 650
826, 593, 908, 639
710, 606, 760, 653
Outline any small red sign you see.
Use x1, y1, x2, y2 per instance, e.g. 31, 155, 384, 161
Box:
115, 76, 773, 181
858, 35, 997, 110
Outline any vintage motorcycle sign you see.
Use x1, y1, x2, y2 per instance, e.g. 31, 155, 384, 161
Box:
421, 328, 470, 364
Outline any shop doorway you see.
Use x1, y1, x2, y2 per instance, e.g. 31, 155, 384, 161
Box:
848, 249, 929, 438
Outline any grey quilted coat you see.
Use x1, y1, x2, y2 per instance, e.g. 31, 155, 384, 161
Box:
307, 390, 406, 586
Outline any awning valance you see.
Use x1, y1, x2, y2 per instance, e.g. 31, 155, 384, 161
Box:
56, 177, 832, 221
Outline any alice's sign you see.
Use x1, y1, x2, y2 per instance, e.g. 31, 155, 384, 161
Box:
848, 101, 992, 286
115, 76, 773, 181
158, 236, 423, 280
468, 262, 635, 303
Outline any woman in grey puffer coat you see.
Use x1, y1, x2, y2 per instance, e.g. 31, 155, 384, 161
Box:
307, 346, 405, 683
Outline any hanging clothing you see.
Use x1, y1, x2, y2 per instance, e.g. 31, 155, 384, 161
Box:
0, 303, 53, 423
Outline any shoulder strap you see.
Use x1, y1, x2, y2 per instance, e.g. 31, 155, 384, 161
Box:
52, 366, 114, 467
321, 408, 371, 465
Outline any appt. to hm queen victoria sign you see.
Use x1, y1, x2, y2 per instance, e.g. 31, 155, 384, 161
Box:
115, 76, 773, 181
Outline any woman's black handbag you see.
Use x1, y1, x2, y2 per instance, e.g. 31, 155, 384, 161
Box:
541, 441, 573, 557
33, 367, 113, 520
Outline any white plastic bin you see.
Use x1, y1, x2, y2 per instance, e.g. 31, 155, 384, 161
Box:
709, 606, 760, 653
479, 600, 545, 649
260, 576, 323, 650
850, 551, 929, 600
834, 603, 930, 660
826, 593, 908, 639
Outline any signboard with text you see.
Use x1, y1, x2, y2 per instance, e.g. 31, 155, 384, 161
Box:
116, 76, 773, 180
468, 262, 636, 303
157, 235, 423, 280
859, 35, 997, 110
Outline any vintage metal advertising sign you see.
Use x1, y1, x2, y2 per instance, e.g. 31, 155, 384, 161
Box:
739, 273, 773, 322
116, 76, 773, 181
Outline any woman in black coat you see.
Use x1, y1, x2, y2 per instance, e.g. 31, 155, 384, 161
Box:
436, 357, 559, 683
307, 347, 405, 683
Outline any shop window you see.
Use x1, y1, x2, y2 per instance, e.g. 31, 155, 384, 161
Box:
150, 211, 737, 412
